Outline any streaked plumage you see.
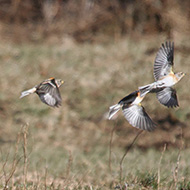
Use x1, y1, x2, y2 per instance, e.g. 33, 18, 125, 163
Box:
20, 78, 64, 107
139, 41, 185, 108
109, 91, 156, 132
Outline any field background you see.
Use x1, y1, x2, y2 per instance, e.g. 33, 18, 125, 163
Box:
0, 0, 190, 189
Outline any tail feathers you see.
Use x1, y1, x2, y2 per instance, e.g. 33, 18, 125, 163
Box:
138, 83, 155, 97
108, 104, 122, 120
20, 87, 36, 98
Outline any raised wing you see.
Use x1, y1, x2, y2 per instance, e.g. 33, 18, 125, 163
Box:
154, 41, 174, 81
122, 105, 156, 131
156, 87, 178, 108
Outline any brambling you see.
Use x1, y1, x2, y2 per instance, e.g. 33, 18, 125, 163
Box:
109, 90, 156, 131
20, 77, 64, 107
139, 41, 185, 107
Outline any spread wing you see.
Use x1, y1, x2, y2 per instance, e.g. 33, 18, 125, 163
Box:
122, 105, 156, 132
156, 87, 178, 108
36, 83, 62, 107
154, 41, 174, 81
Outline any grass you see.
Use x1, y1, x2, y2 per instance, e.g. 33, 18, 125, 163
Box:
1, 134, 190, 189
0, 34, 190, 189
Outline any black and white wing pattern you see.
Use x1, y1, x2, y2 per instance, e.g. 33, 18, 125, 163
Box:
154, 41, 174, 81
36, 82, 62, 107
122, 105, 156, 132
156, 87, 178, 108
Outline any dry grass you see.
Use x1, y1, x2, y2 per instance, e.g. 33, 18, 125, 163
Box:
0, 34, 190, 189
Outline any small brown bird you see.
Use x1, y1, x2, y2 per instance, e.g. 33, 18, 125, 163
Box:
20, 77, 64, 107
109, 90, 156, 131
139, 41, 185, 108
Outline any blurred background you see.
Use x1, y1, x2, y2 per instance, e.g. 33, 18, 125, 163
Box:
0, 0, 190, 189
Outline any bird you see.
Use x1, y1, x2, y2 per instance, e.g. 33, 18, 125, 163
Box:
20, 77, 64, 107
139, 41, 185, 108
109, 90, 156, 131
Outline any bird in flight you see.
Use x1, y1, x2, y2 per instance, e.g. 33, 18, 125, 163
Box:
20, 77, 64, 107
109, 90, 156, 132
139, 41, 185, 108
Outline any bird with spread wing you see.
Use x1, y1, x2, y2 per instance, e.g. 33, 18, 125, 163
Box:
109, 90, 156, 132
139, 41, 185, 108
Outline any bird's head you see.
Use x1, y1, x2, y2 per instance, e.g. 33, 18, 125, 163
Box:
175, 72, 185, 81
56, 79, 64, 87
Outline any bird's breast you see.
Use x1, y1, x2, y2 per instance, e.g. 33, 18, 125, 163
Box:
131, 93, 144, 105
157, 74, 176, 87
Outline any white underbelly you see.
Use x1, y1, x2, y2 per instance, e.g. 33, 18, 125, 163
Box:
156, 76, 176, 88
132, 96, 143, 105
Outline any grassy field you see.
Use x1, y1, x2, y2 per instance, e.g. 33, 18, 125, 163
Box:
0, 34, 190, 189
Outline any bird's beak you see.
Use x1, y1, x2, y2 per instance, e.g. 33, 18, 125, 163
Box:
61, 80, 65, 84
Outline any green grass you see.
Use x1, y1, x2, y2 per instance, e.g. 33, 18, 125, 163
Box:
0, 35, 190, 189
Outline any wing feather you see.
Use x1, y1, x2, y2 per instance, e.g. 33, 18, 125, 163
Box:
154, 41, 174, 81
36, 83, 62, 107
156, 87, 178, 108
122, 105, 156, 131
